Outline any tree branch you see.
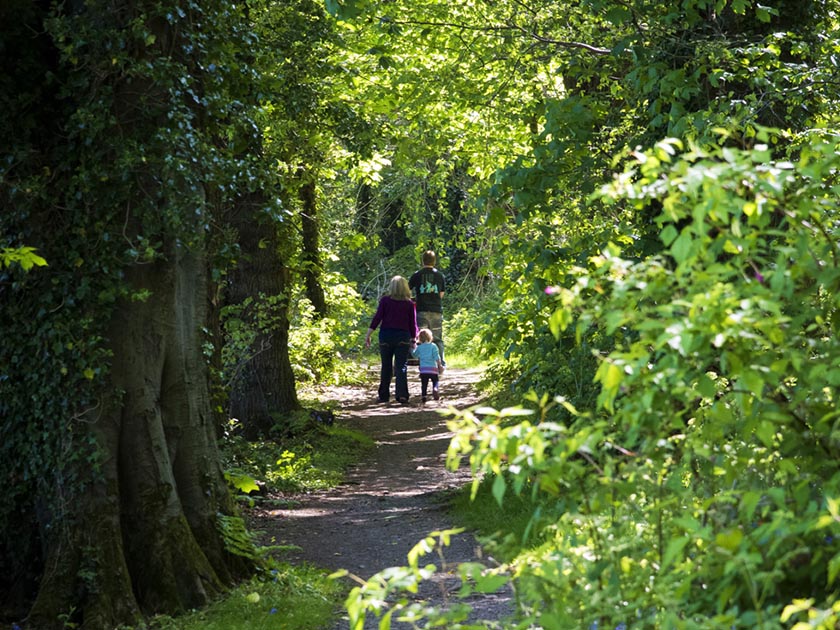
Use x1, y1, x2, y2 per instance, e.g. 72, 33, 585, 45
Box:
388, 18, 613, 56
506, 20, 612, 55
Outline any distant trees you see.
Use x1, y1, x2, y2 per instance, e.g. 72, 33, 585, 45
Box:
329, 1, 840, 629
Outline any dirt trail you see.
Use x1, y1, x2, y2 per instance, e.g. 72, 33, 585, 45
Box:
249, 367, 513, 629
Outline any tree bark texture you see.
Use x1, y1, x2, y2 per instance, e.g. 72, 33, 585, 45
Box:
226, 193, 300, 439
299, 178, 328, 318
29, 242, 251, 629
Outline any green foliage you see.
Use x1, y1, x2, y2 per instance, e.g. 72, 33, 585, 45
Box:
448, 475, 546, 563
289, 272, 368, 384
324, 7, 840, 625
0, 246, 47, 271
148, 565, 344, 630
221, 293, 290, 387
217, 514, 262, 562
221, 272, 367, 395
4, 0, 839, 626
343, 130, 840, 629
451, 136, 840, 629
438, 304, 493, 369
342, 528, 482, 630
222, 416, 374, 497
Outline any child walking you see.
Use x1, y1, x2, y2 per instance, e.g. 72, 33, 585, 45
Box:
411, 328, 443, 403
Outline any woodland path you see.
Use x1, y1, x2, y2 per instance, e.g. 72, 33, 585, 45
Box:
248, 366, 513, 629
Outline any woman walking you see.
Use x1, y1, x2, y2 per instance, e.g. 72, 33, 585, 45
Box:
365, 276, 418, 404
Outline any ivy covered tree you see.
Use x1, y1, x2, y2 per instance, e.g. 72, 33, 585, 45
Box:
0, 0, 277, 626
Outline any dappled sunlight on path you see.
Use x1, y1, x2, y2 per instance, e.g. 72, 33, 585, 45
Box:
249, 366, 512, 629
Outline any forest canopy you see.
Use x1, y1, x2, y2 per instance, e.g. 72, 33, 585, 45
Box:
2, 0, 840, 628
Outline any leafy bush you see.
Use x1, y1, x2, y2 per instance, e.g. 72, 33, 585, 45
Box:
452, 292, 604, 412
346, 135, 840, 630
444, 302, 497, 367
289, 272, 368, 385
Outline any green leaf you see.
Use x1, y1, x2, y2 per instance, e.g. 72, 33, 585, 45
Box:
660, 224, 678, 246
755, 420, 775, 447
671, 230, 694, 263
739, 491, 761, 521
549, 307, 571, 339
696, 374, 717, 398
662, 536, 690, 569
755, 4, 775, 22
829, 555, 840, 586
474, 572, 509, 593
492, 474, 506, 506
740, 369, 765, 397
605, 6, 629, 25
715, 529, 743, 552
225, 471, 260, 494
600, 362, 623, 391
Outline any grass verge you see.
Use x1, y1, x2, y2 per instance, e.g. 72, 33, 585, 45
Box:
180, 406, 376, 630
222, 413, 375, 498
448, 475, 545, 563
149, 564, 345, 630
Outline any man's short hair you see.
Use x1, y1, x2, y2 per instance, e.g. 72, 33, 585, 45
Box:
422, 250, 436, 266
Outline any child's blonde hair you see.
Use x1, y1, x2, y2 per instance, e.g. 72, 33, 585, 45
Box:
418, 328, 433, 343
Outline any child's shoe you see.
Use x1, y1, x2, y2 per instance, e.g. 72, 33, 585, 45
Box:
433, 389, 440, 401
422, 396, 427, 404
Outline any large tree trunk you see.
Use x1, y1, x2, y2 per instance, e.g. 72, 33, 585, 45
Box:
299, 178, 328, 318
4, 0, 266, 625
29, 241, 251, 629
226, 193, 300, 439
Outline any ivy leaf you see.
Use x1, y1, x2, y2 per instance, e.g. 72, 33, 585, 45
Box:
225, 471, 260, 494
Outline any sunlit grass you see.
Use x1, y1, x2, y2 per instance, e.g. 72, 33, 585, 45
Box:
222, 417, 375, 497
441, 350, 481, 369
149, 565, 346, 630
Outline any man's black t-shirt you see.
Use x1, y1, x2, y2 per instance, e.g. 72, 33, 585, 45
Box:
409, 267, 445, 313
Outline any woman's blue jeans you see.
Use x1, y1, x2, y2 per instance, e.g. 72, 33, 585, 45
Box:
378, 329, 412, 402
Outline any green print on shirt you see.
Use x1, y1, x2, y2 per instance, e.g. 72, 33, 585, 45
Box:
420, 281, 439, 294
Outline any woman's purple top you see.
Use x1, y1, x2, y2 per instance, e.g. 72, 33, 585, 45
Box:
369, 296, 418, 337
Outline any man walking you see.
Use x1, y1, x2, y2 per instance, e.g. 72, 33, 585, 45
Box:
409, 250, 446, 366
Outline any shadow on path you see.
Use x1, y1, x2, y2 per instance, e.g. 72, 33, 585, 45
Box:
249, 367, 513, 629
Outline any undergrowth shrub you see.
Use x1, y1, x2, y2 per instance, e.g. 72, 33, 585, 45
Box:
222, 414, 373, 497
289, 272, 368, 385
345, 136, 840, 630
445, 303, 495, 367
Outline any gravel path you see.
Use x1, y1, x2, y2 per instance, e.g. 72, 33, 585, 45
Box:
248, 367, 513, 629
